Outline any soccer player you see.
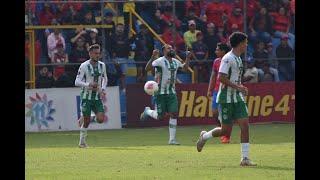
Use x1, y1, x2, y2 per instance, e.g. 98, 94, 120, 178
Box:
196, 32, 257, 166
75, 44, 108, 148
207, 43, 232, 144
140, 44, 191, 145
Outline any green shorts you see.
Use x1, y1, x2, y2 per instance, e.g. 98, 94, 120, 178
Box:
154, 94, 178, 119
81, 99, 105, 117
218, 101, 248, 125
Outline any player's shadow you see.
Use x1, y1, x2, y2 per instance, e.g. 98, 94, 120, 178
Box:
255, 165, 295, 171
95, 147, 147, 151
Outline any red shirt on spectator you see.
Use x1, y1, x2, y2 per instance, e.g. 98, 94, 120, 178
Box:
52, 44, 68, 79
212, 58, 221, 92
162, 29, 185, 51
247, 0, 260, 20
185, 0, 201, 17
227, 11, 243, 32
161, 13, 182, 31
270, 12, 290, 33
39, 9, 55, 25
205, 2, 229, 27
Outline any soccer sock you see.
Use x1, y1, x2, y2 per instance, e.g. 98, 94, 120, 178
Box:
202, 129, 215, 140
169, 118, 177, 141
146, 109, 158, 119
241, 143, 249, 159
79, 124, 88, 145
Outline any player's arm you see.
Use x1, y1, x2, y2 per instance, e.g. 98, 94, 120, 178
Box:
181, 51, 192, 72
101, 63, 108, 92
74, 64, 96, 88
218, 58, 248, 95
145, 49, 160, 72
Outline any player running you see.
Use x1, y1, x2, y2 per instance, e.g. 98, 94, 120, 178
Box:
140, 44, 191, 145
196, 32, 257, 166
75, 44, 108, 148
207, 43, 232, 143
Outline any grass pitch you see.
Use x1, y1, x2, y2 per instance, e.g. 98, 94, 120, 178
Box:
26, 123, 295, 180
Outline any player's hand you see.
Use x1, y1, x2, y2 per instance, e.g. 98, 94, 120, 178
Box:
152, 49, 160, 57
89, 82, 98, 88
100, 90, 106, 101
237, 84, 248, 96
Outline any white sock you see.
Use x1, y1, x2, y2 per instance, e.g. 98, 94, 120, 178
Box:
169, 118, 177, 141
202, 129, 214, 140
241, 143, 249, 160
146, 109, 158, 119
79, 125, 88, 145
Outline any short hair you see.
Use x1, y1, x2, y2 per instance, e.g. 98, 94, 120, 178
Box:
229, 32, 248, 48
116, 23, 124, 27
217, 42, 230, 53
88, 44, 100, 52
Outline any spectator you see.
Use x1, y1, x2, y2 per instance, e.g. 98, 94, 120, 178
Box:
181, 7, 206, 33
203, 23, 220, 60
230, 24, 240, 33
102, 12, 115, 37
249, 7, 272, 43
270, 7, 295, 49
54, 72, 74, 88
70, 27, 87, 45
191, 32, 209, 83
252, 41, 268, 70
47, 28, 66, 60
216, 26, 228, 43
266, 42, 277, 68
61, 4, 80, 24
133, 24, 154, 83
243, 58, 259, 83
183, 20, 201, 50
185, 0, 202, 17
78, 10, 95, 25
161, 5, 182, 32
55, 3, 69, 24
261, 62, 276, 82
85, 28, 102, 49
69, 36, 89, 80
149, 9, 167, 35
36, 67, 55, 88
205, 0, 230, 27
107, 61, 124, 87
227, 7, 244, 33
51, 43, 68, 80
38, 3, 55, 25
276, 34, 294, 81
25, 56, 30, 81
161, 25, 185, 54
110, 23, 132, 92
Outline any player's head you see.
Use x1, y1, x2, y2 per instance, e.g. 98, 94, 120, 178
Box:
88, 44, 101, 61
162, 44, 175, 58
215, 42, 230, 58
229, 32, 248, 54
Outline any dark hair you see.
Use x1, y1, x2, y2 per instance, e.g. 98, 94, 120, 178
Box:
88, 44, 100, 52
229, 32, 248, 48
217, 42, 230, 53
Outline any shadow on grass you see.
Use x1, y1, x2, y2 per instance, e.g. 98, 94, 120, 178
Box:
210, 165, 294, 171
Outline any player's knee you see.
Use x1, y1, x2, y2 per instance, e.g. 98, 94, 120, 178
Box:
168, 112, 178, 119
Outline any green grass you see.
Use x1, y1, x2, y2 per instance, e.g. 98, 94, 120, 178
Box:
26, 124, 295, 180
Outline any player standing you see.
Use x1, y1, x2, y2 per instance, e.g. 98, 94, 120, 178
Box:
207, 43, 232, 143
140, 44, 191, 145
75, 44, 108, 148
196, 32, 257, 166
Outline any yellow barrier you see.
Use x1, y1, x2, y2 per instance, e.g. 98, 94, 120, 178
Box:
25, 30, 35, 89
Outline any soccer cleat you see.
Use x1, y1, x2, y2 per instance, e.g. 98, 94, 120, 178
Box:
168, 139, 180, 145
79, 143, 89, 148
240, 157, 257, 166
139, 107, 150, 121
196, 131, 207, 152
221, 136, 230, 144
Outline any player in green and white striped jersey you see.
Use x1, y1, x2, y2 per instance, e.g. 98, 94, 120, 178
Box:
140, 44, 191, 145
196, 32, 257, 166
75, 44, 108, 148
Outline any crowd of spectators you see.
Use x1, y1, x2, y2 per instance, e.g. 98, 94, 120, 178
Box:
25, 0, 295, 89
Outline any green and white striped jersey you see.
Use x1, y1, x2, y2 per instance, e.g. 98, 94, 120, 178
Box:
75, 60, 108, 100
216, 51, 245, 103
152, 56, 183, 95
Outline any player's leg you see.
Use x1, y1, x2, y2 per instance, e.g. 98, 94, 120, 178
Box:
234, 101, 257, 166
140, 94, 165, 120
79, 99, 92, 148
196, 103, 233, 152
212, 91, 229, 143
218, 104, 233, 144
93, 99, 105, 123
167, 94, 180, 145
